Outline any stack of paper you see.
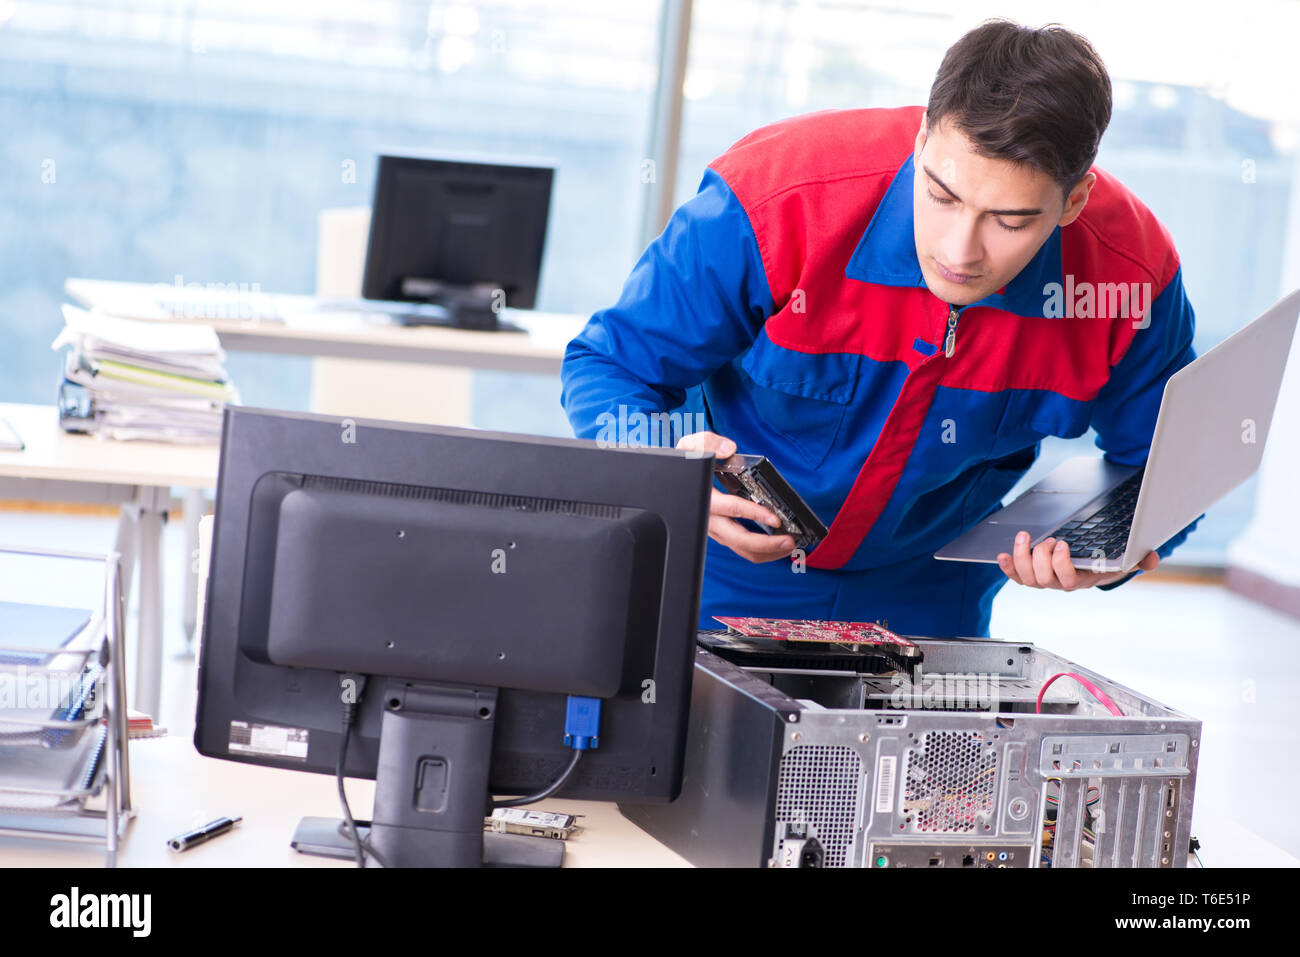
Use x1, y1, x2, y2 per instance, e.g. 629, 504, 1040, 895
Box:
51, 305, 238, 443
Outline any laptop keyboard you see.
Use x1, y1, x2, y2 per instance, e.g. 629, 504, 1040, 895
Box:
1049, 470, 1145, 560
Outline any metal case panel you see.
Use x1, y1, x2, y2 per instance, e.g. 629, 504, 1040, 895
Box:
624, 639, 1201, 869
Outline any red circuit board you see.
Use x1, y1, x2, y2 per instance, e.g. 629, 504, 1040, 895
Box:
713, 616, 919, 655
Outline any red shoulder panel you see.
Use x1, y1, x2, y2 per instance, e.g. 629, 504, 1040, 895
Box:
709, 107, 924, 308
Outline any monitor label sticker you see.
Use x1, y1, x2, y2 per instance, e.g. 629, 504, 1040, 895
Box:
228, 720, 309, 761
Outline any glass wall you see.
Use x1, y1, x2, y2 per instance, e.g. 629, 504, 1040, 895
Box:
0, 0, 664, 436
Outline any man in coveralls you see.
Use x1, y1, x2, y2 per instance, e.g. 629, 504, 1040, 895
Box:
561, 20, 1200, 636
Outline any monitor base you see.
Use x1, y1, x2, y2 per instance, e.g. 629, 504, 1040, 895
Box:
394, 277, 525, 331
291, 816, 565, 867
394, 308, 525, 333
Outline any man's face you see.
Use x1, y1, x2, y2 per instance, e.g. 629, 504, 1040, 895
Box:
911, 116, 1091, 306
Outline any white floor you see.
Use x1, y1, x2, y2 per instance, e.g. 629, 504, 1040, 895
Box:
4, 506, 1298, 865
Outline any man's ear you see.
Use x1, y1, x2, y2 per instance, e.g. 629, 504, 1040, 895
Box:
914, 111, 928, 161
1058, 171, 1096, 227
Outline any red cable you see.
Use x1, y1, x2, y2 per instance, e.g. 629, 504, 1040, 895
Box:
1036, 671, 1124, 716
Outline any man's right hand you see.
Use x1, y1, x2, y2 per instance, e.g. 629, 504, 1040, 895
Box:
676, 431, 796, 563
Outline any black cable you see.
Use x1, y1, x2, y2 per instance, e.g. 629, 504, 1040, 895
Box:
362, 834, 391, 869
336, 673, 370, 868
492, 748, 584, 809
336, 717, 366, 868
336, 819, 392, 870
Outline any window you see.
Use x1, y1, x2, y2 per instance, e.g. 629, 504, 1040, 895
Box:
0, 0, 665, 437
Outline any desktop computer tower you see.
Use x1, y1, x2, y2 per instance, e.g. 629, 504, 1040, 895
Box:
620, 640, 1200, 868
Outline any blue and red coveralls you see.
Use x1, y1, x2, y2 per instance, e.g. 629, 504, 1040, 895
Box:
561, 106, 1200, 636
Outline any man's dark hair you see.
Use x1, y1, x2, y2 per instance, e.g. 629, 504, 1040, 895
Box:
926, 20, 1112, 194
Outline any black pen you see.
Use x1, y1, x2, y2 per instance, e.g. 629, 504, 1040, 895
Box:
167, 816, 242, 853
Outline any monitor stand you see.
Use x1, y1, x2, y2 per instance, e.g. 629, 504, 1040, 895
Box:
291, 817, 563, 867
290, 681, 564, 868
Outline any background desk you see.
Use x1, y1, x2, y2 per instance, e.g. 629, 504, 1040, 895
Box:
65, 277, 586, 376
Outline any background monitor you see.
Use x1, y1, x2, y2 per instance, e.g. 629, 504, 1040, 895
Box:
361, 152, 554, 331
194, 407, 713, 866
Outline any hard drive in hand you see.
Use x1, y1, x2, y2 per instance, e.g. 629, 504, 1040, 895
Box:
713, 453, 828, 551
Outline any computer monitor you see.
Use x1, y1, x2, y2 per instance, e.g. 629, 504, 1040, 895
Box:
360, 152, 554, 332
194, 407, 713, 867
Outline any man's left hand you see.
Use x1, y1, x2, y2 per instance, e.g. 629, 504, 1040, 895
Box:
996, 531, 1159, 590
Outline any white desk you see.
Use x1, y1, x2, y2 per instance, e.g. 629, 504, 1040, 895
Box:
0, 611, 690, 870
1, 735, 691, 868
1, 511, 687, 867
64, 278, 587, 376
0, 403, 218, 721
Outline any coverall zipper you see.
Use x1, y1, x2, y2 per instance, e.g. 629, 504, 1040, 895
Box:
943, 304, 960, 357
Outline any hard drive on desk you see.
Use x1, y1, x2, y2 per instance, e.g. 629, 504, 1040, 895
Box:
620, 637, 1201, 868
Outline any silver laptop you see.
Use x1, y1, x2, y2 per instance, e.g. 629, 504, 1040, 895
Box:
935, 289, 1300, 573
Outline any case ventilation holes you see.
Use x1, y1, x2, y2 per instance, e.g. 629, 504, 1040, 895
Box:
775, 745, 863, 868
903, 731, 998, 833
